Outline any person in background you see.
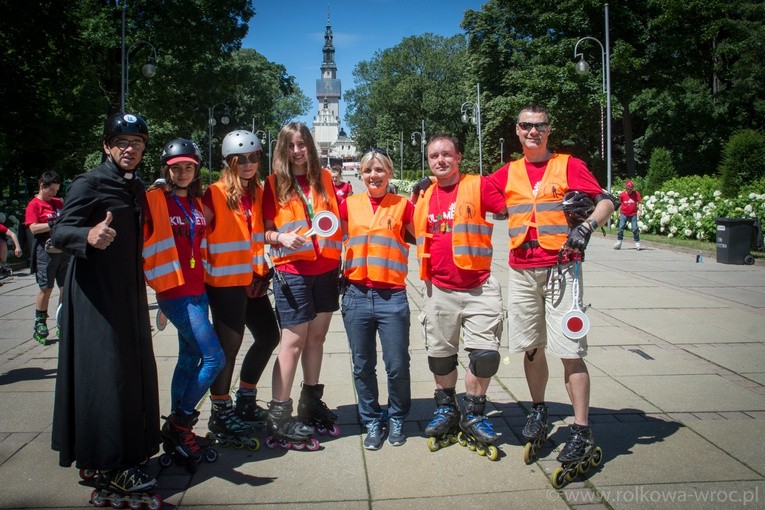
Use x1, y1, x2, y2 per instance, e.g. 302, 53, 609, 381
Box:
202, 130, 280, 449
24, 171, 69, 344
0, 222, 22, 279
614, 180, 642, 250
51, 112, 160, 498
330, 164, 353, 205
262, 122, 342, 448
144, 138, 224, 470
340, 148, 414, 450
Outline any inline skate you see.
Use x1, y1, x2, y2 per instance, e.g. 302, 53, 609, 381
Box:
458, 394, 500, 461
235, 389, 269, 429
522, 403, 548, 464
297, 383, 340, 437
266, 398, 319, 450
159, 410, 218, 473
33, 311, 49, 345
89, 466, 162, 509
206, 398, 260, 450
550, 424, 603, 488
424, 389, 461, 452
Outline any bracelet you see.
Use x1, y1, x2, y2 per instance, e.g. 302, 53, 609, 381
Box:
275, 232, 281, 244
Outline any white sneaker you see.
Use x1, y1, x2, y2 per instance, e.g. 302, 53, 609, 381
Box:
635, 242, 642, 251
613, 240, 622, 250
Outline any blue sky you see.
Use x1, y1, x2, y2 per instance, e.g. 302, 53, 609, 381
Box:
243, 1, 487, 132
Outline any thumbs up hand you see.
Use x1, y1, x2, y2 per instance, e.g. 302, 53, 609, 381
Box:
87, 211, 116, 250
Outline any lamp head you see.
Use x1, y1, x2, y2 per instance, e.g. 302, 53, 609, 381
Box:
142, 62, 156, 78
575, 58, 590, 75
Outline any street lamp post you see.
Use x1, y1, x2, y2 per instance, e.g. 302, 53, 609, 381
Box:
207, 104, 230, 185
410, 120, 426, 178
119, 1, 157, 112
124, 41, 157, 109
574, 3, 612, 193
387, 137, 404, 181
255, 130, 271, 175
499, 137, 505, 164
269, 139, 277, 175
460, 83, 483, 175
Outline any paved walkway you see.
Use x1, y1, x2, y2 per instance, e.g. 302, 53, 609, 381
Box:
1, 191, 764, 509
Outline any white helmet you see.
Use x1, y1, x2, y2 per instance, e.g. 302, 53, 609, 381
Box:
222, 130, 262, 157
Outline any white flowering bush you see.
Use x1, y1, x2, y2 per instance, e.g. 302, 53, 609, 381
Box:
627, 175, 765, 242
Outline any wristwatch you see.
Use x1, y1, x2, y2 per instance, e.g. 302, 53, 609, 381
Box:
586, 219, 599, 232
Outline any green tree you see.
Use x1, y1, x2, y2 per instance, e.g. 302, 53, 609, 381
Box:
719, 129, 765, 197
644, 147, 677, 195
345, 34, 469, 171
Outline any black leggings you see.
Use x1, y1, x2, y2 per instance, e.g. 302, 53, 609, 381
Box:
206, 284, 280, 396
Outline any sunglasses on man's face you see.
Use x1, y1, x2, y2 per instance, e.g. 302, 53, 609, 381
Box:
517, 122, 550, 133
228, 153, 261, 165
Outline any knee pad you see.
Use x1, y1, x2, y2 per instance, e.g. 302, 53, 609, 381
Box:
428, 354, 458, 376
468, 349, 500, 378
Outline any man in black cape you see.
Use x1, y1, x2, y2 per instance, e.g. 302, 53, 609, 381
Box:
51, 112, 160, 492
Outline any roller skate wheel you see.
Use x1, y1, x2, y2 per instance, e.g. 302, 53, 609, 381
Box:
292, 441, 306, 450
110, 496, 126, 508
467, 441, 477, 452
476, 445, 486, 456
457, 432, 467, 447
551, 467, 566, 489
577, 461, 589, 475
487, 445, 499, 461
204, 448, 219, 463
564, 469, 576, 482
449, 434, 458, 444
438, 437, 450, 448
316, 425, 327, 435
306, 438, 320, 451
128, 495, 145, 510
590, 446, 603, 467
80, 468, 97, 480
246, 437, 260, 451
523, 442, 534, 464
265, 436, 278, 449
233, 440, 245, 450
90, 490, 108, 507
427, 437, 440, 452
158, 453, 173, 468
326, 423, 341, 437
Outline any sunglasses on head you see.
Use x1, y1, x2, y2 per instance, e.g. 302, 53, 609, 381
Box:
366, 147, 388, 157
227, 153, 261, 165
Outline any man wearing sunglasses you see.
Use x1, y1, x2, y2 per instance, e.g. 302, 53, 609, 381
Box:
51, 112, 161, 502
485, 105, 615, 470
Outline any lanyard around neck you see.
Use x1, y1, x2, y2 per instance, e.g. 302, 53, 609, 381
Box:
171, 193, 197, 268
292, 175, 315, 220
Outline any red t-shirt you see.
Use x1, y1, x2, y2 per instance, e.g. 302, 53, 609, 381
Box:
0, 223, 8, 235
484, 156, 603, 269
424, 179, 505, 290
262, 175, 339, 276
25, 197, 63, 226
333, 181, 353, 204
619, 190, 641, 217
339, 193, 414, 289
146, 193, 206, 299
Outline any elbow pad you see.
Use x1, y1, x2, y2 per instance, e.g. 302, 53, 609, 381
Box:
595, 192, 620, 212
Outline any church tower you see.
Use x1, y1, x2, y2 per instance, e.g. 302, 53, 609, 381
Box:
312, 9, 341, 158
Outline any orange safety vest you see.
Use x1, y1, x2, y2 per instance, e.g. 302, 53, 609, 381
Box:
344, 193, 409, 286
413, 174, 493, 280
202, 181, 268, 287
143, 189, 191, 293
505, 154, 570, 250
266, 169, 342, 266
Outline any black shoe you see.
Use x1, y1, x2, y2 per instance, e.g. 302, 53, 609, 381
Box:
387, 417, 406, 446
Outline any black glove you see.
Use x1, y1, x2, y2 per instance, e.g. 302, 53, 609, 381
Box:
565, 223, 592, 252
412, 176, 433, 196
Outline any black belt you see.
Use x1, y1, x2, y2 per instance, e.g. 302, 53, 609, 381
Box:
516, 240, 540, 251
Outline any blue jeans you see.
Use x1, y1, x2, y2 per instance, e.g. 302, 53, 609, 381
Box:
158, 293, 225, 415
617, 214, 640, 242
341, 283, 411, 426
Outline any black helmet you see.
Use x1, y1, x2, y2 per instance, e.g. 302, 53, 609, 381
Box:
103, 112, 149, 142
161, 139, 201, 170
561, 190, 595, 228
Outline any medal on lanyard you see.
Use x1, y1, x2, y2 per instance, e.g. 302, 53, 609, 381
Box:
172, 194, 196, 268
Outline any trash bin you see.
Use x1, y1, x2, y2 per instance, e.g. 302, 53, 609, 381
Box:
716, 217, 756, 265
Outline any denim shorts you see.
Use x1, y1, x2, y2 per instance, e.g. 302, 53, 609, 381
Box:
272, 269, 340, 328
